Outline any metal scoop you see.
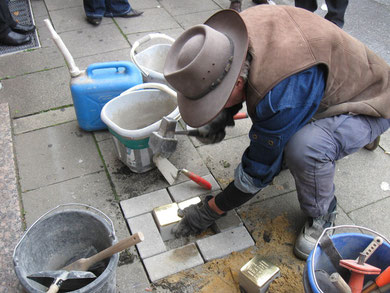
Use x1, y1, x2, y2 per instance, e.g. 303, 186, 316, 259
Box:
27, 270, 96, 293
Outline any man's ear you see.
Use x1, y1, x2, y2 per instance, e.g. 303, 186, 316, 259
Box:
236, 76, 245, 90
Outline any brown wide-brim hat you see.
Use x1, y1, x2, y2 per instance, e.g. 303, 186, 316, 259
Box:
163, 9, 249, 127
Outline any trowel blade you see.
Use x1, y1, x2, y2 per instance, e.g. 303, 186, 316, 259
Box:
28, 270, 96, 291
153, 155, 178, 185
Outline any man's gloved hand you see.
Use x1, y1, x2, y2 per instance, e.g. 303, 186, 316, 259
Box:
172, 196, 223, 237
196, 104, 242, 145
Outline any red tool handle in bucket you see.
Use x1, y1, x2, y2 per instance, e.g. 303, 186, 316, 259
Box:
310, 225, 390, 293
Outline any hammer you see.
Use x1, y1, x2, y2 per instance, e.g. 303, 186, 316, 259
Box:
149, 117, 212, 189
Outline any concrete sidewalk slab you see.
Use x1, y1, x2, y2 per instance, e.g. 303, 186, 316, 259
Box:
15, 121, 103, 191
160, 0, 220, 16
44, 0, 82, 12
115, 7, 181, 35
335, 148, 390, 213
0, 66, 71, 118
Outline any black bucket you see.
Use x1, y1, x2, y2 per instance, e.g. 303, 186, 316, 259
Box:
13, 204, 119, 292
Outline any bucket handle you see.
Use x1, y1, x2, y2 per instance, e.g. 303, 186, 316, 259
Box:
130, 33, 175, 77
13, 203, 115, 259
311, 225, 390, 293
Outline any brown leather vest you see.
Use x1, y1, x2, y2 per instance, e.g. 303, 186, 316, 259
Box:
241, 6, 390, 120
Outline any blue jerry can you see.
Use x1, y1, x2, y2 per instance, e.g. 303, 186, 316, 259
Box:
70, 61, 143, 131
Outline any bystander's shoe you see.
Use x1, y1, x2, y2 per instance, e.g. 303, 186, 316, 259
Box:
294, 197, 337, 260
119, 9, 143, 18
11, 23, 35, 34
229, 1, 242, 12
0, 30, 31, 46
86, 16, 102, 26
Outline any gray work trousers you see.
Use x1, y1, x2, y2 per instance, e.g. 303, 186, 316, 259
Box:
284, 114, 390, 218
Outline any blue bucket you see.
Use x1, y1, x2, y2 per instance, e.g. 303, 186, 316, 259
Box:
304, 226, 390, 293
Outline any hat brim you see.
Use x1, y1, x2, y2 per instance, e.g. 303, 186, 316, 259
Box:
177, 9, 249, 128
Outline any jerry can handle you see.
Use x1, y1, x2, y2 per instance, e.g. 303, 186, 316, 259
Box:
130, 33, 175, 77
86, 61, 136, 77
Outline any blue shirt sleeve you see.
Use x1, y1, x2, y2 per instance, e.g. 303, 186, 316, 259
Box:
240, 65, 326, 190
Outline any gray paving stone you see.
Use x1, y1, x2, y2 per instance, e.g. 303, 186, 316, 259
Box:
143, 244, 204, 282
58, 23, 130, 59
49, 6, 113, 33
334, 149, 390, 213
21, 171, 131, 237
93, 129, 111, 142
31, 0, 49, 18
0, 66, 72, 118
348, 197, 390, 238
174, 10, 220, 29
13, 107, 76, 135
14, 121, 104, 191
74, 48, 132, 70
115, 7, 180, 35
120, 189, 172, 219
380, 130, 390, 153
3, 45, 61, 79
212, 209, 243, 233
168, 174, 220, 202
44, 0, 82, 11
127, 213, 166, 259
160, 0, 220, 16
116, 260, 151, 292
196, 226, 255, 262
129, 0, 159, 10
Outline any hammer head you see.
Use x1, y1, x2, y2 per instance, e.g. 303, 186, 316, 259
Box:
149, 117, 178, 158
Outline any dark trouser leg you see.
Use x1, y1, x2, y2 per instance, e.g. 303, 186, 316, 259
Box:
83, 0, 106, 18
0, 0, 16, 37
324, 0, 349, 28
104, 0, 131, 17
294, 0, 318, 12
284, 114, 390, 218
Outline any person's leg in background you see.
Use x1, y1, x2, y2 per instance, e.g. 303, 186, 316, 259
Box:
284, 114, 390, 259
294, 0, 318, 12
104, 0, 143, 18
83, 0, 106, 25
229, 0, 242, 12
0, 0, 33, 46
324, 0, 349, 28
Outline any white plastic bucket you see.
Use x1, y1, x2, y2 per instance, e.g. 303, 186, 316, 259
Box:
101, 83, 180, 173
130, 33, 175, 85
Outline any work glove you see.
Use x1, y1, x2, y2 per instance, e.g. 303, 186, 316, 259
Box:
196, 103, 242, 145
172, 196, 223, 237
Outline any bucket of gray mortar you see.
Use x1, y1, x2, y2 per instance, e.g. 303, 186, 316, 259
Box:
13, 204, 118, 293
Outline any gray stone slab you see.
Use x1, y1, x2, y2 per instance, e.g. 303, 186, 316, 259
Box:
13, 107, 76, 135
35, 15, 57, 48
380, 130, 390, 153
21, 171, 130, 237
0, 46, 64, 78
334, 149, 390, 213
57, 23, 130, 59
0, 103, 24, 291
49, 6, 113, 33
143, 244, 204, 282
348, 197, 390, 238
129, 0, 159, 10
15, 121, 104, 191
0, 66, 72, 118
31, 0, 49, 18
116, 260, 151, 292
115, 7, 180, 35
74, 48, 132, 70
160, 0, 220, 16
212, 209, 243, 233
196, 226, 255, 262
44, 0, 82, 11
174, 10, 220, 29
93, 129, 111, 142
168, 174, 220, 202
127, 213, 166, 259
120, 188, 172, 219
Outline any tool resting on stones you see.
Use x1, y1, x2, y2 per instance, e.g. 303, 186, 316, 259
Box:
196, 104, 242, 144
172, 196, 222, 237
